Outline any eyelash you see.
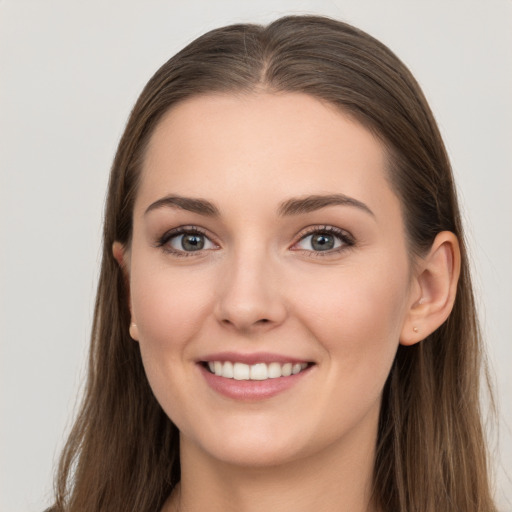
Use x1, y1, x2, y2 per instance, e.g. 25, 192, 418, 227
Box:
155, 225, 216, 257
155, 224, 355, 257
292, 225, 355, 257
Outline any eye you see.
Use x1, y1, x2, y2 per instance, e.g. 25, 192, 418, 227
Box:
293, 226, 354, 253
158, 227, 217, 255
297, 232, 341, 251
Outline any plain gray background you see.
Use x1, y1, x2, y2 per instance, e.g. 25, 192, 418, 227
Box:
1, 1, 511, 510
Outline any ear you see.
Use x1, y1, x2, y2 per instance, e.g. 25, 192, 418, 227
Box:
112, 241, 139, 341
400, 231, 461, 346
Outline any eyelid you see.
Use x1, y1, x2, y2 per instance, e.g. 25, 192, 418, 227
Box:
154, 224, 354, 257
155, 225, 219, 256
290, 225, 355, 255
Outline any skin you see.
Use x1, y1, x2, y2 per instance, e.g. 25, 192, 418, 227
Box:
113, 92, 460, 512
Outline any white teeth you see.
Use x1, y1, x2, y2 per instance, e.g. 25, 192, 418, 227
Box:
292, 363, 302, 375
281, 363, 292, 376
222, 361, 234, 378
206, 361, 310, 380
233, 362, 250, 380
250, 363, 268, 380
268, 362, 282, 379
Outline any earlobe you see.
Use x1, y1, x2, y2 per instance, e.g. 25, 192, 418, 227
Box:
400, 231, 461, 346
129, 322, 140, 341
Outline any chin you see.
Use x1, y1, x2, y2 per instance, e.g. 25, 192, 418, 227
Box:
181, 420, 316, 469
202, 439, 307, 468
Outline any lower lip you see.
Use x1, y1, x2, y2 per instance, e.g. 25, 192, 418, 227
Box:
199, 364, 312, 400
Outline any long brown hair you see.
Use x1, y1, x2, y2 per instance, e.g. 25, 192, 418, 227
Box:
50, 15, 496, 512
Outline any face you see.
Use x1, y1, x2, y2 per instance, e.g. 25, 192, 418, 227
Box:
122, 92, 416, 468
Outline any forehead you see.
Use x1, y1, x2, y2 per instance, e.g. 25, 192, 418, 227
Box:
136, 92, 399, 219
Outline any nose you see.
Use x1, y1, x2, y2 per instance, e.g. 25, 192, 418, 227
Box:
214, 251, 287, 333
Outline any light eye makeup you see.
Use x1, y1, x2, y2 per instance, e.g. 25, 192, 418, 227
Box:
154, 224, 355, 258
155, 225, 218, 257
291, 225, 355, 257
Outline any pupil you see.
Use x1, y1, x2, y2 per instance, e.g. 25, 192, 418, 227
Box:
182, 234, 204, 251
312, 233, 334, 251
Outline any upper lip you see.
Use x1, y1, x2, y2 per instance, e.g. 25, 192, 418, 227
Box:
197, 351, 313, 365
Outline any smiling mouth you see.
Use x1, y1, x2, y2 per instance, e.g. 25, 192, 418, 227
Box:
203, 361, 312, 381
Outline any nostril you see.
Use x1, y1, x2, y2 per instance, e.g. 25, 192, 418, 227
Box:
219, 317, 273, 333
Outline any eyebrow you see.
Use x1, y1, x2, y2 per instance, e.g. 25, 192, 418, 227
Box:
145, 195, 220, 216
144, 193, 374, 218
278, 193, 374, 217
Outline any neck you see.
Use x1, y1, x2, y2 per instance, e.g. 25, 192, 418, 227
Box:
164, 417, 380, 512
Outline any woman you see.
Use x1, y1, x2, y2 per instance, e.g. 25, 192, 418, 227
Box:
50, 15, 497, 512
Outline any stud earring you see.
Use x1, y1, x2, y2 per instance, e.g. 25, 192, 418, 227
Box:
413, 326, 419, 333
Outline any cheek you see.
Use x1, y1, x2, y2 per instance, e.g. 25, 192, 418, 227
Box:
296, 259, 409, 378
129, 261, 215, 357
128, 262, 217, 426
